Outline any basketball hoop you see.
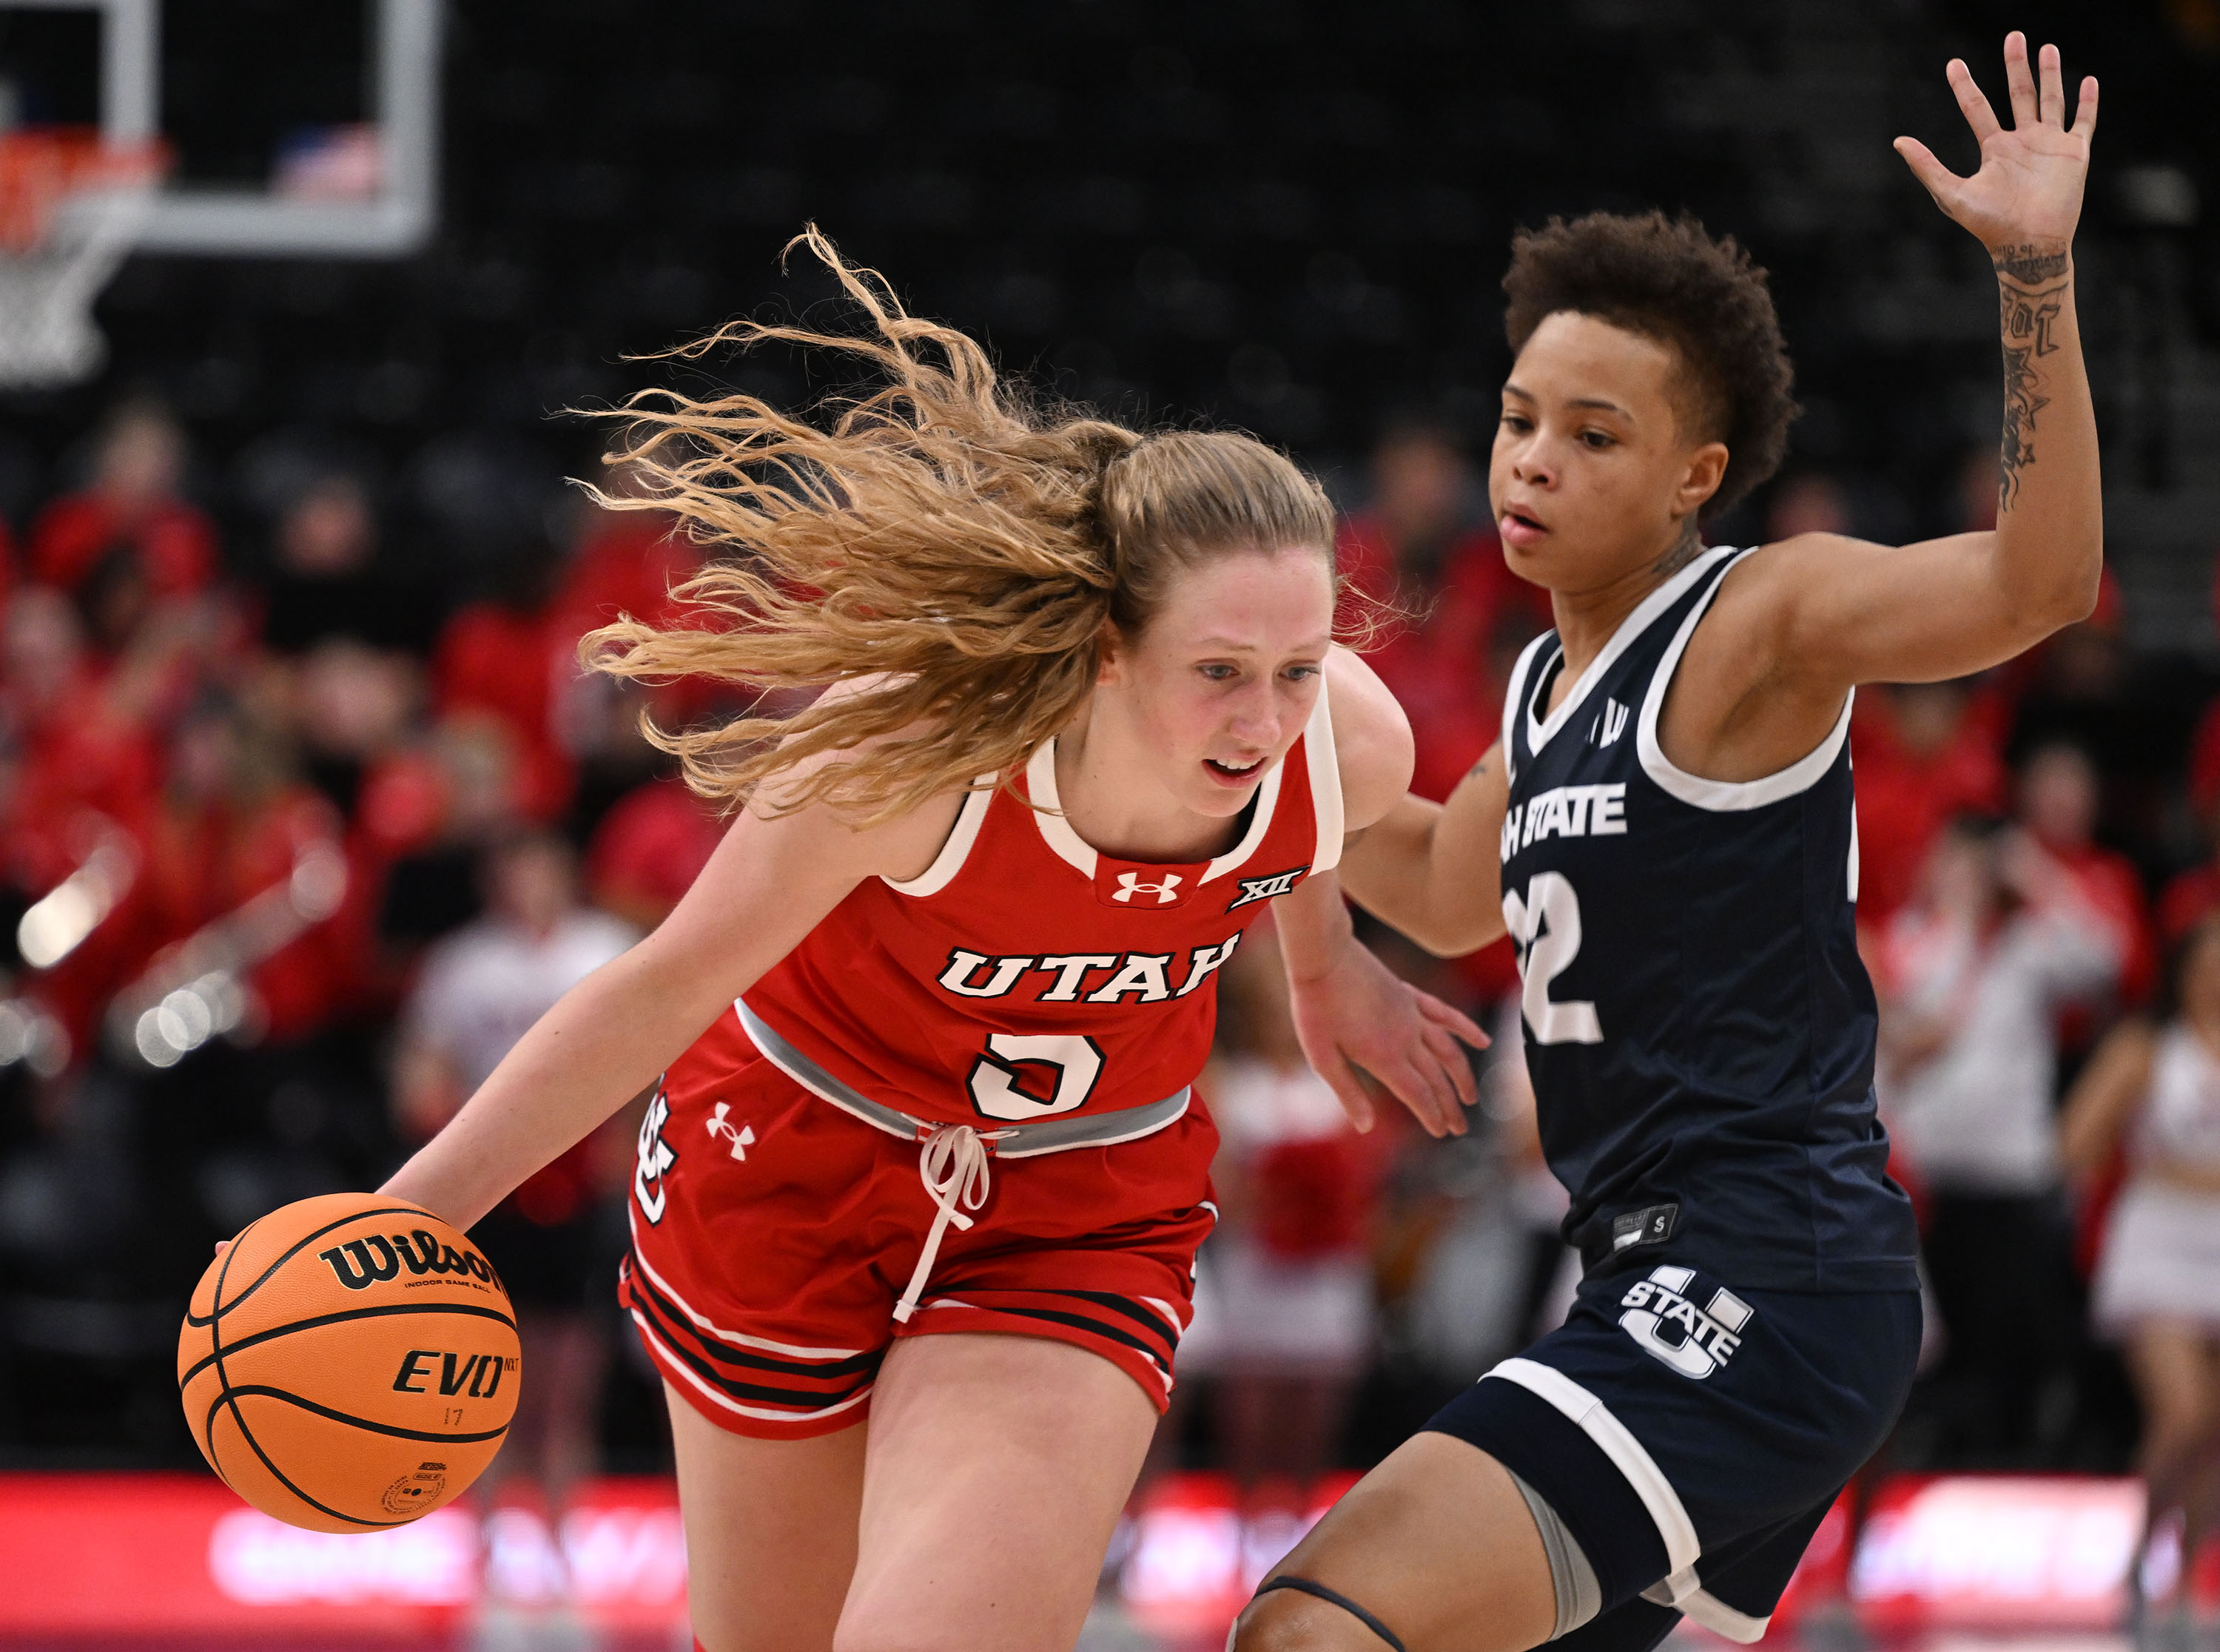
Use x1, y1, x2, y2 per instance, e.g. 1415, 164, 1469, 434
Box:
0, 127, 169, 389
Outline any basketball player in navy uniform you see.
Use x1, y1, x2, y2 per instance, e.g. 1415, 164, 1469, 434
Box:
1241, 34, 2099, 1652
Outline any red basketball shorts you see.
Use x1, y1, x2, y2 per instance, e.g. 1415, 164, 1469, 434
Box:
619, 1010, 1220, 1439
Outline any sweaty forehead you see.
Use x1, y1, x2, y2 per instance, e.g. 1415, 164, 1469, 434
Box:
1510, 311, 1722, 444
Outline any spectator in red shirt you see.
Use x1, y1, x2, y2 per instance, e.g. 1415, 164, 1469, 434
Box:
1852, 680, 2012, 925
551, 457, 727, 809
30, 398, 219, 600
429, 542, 572, 823
2157, 773, 2220, 946
554, 455, 696, 641
1181, 920, 1382, 1495
128, 695, 357, 1044
2018, 739, 2156, 1011
1336, 422, 1544, 804
1, 584, 161, 828
585, 771, 723, 931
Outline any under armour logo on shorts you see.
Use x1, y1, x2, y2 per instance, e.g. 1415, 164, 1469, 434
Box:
1112, 871, 1183, 905
707, 1102, 756, 1162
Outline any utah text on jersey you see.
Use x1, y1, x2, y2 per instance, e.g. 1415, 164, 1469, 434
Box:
937, 938, 1241, 1004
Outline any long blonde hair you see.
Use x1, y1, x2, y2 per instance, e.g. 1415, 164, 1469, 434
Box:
582, 228, 1339, 823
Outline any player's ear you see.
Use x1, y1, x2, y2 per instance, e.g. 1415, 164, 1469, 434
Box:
1673, 441, 1730, 522
1094, 621, 1127, 687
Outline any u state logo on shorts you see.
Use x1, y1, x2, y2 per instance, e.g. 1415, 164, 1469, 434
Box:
1618, 1265, 1755, 1380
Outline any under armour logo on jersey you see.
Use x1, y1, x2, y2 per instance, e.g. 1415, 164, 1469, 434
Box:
633, 1080, 676, 1224
1589, 698, 1630, 746
1112, 871, 1183, 905
1226, 866, 1305, 910
707, 1102, 756, 1162
1617, 1265, 1755, 1380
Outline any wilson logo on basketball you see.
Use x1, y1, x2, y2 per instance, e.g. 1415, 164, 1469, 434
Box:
316, 1231, 495, 1290
391, 1349, 517, 1397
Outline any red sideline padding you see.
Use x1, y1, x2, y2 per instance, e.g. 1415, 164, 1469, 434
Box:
1847, 1474, 2143, 1631
0, 1468, 2154, 1640
0, 1473, 685, 1639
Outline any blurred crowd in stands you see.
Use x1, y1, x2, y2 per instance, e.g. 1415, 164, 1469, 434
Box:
2, 397, 2219, 1558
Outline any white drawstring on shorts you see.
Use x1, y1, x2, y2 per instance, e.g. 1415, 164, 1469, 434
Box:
893, 1123, 1011, 1323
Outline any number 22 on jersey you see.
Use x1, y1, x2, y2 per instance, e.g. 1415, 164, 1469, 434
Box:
1503, 872, 1602, 1045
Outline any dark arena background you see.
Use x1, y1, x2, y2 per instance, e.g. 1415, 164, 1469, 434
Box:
0, 1, 2216, 1646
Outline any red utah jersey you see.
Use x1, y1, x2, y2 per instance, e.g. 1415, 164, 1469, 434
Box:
741, 687, 1345, 1129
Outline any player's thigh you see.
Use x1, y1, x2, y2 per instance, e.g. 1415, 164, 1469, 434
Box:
834, 1331, 1159, 1652
665, 1381, 868, 1652
2127, 1321, 2218, 1446
1232, 1431, 1558, 1652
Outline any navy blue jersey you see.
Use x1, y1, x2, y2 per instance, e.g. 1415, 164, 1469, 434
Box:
1500, 545, 1917, 1292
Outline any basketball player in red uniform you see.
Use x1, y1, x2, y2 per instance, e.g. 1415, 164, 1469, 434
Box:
374, 234, 1483, 1652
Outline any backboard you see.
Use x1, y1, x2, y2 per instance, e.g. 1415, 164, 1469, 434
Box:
0, 0, 441, 382
1, 0, 443, 257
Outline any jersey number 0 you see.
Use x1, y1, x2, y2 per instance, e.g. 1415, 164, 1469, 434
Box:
1502, 871, 1603, 1045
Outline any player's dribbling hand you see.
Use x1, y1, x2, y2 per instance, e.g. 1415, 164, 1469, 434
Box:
1894, 32, 2096, 259
1287, 939, 1487, 1139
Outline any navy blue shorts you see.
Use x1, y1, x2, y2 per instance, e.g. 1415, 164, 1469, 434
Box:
1425, 1261, 1920, 1651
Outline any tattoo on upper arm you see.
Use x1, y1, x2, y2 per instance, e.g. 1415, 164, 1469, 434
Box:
1997, 274, 2069, 510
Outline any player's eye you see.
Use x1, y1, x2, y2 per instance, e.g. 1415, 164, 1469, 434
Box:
1282, 663, 1321, 682
1580, 428, 1615, 449
1500, 412, 1531, 433
1198, 663, 1237, 681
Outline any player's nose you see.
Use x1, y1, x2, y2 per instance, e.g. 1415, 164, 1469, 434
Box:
1223, 683, 1282, 747
1510, 442, 1558, 488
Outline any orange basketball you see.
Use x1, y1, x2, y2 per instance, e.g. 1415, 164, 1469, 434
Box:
177, 1192, 521, 1533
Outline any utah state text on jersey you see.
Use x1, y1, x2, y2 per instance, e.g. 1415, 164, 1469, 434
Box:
1498, 782, 1629, 861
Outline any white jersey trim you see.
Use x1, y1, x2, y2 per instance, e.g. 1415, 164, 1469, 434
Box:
1646, 1577, 1771, 1642
1526, 545, 1738, 759
1301, 674, 1345, 875
1847, 773, 1861, 903
1487, 1356, 1702, 1577
882, 775, 996, 897
1026, 741, 1098, 877
1635, 547, 1854, 812
1025, 724, 1295, 886
1501, 631, 1553, 788
1201, 748, 1286, 885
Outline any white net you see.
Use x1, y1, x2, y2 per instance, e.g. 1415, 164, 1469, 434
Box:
0, 176, 156, 389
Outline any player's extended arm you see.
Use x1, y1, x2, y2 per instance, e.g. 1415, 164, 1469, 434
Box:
380, 755, 955, 1233
1271, 649, 1486, 1138
1735, 36, 2102, 690
1336, 741, 1510, 957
